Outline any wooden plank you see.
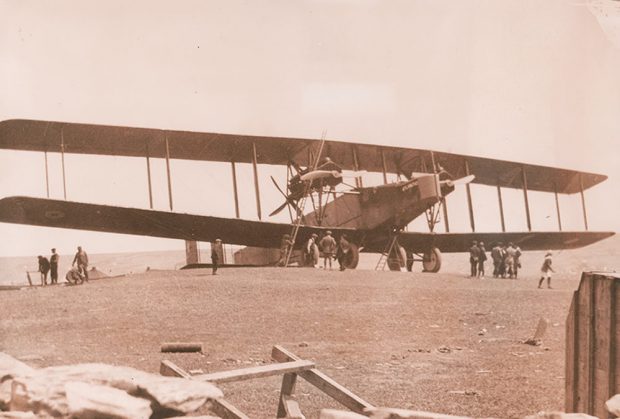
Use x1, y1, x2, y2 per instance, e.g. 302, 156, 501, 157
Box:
159, 360, 249, 419
565, 292, 577, 412
277, 373, 298, 418
272, 346, 374, 414
193, 360, 315, 384
592, 276, 612, 419
281, 395, 305, 419
575, 274, 592, 413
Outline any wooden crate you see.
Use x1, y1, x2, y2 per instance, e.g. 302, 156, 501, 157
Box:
566, 272, 620, 418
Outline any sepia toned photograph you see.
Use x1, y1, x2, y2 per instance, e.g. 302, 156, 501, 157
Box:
1, 1, 619, 418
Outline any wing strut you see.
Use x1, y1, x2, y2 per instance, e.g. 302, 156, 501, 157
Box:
44, 151, 50, 198
554, 183, 562, 231
522, 166, 532, 231
231, 161, 240, 218
165, 135, 174, 210
252, 142, 262, 220
464, 160, 475, 232
146, 142, 154, 209
580, 173, 588, 230
497, 181, 506, 232
61, 127, 67, 200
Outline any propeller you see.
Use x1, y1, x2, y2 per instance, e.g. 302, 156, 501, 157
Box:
269, 176, 300, 217
440, 174, 475, 187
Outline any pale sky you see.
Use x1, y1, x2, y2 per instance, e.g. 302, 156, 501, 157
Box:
0, 0, 619, 257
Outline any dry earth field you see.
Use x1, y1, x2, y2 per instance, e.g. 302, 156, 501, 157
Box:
0, 267, 581, 418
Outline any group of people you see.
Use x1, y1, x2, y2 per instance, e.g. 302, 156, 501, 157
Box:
469, 241, 523, 279
278, 231, 352, 271
36, 246, 89, 286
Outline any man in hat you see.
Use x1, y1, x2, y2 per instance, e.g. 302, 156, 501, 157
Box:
319, 231, 337, 270
212, 239, 223, 275
278, 234, 294, 267
49, 248, 59, 285
491, 242, 502, 278
477, 241, 487, 278
469, 240, 480, 277
538, 251, 555, 289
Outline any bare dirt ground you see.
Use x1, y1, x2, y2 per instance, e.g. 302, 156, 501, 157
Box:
0, 268, 578, 418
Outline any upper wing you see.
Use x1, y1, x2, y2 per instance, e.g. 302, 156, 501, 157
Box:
0, 119, 606, 194
0, 196, 362, 248
391, 231, 615, 254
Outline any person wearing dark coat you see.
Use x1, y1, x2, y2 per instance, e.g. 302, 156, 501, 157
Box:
49, 248, 59, 284
212, 239, 223, 275
477, 241, 487, 278
38, 255, 50, 286
469, 241, 480, 278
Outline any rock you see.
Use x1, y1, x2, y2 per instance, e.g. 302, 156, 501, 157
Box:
366, 407, 472, 418
10, 363, 222, 417
299, 342, 309, 347
606, 394, 620, 416
320, 409, 368, 419
65, 381, 152, 418
523, 413, 598, 419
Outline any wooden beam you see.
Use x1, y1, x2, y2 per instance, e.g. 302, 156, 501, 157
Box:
160, 360, 249, 419
352, 146, 362, 188
252, 142, 262, 220
522, 166, 532, 231
231, 161, 240, 218
497, 183, 506, 233
165, 135, 174, 211
464, 160, 475, 232
442, 198, 450, 233
271, 346, 373, 414
193, 360, 315, 384
281, 395, 305, 419
277, 373, 298, 418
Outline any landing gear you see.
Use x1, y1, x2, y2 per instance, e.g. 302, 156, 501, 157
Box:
387, 243, 407, 271
422, 247, 442, 273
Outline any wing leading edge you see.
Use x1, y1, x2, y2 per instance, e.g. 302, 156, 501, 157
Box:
0, 196, 362, 249
0, 119, 607, 194
394, 231, 615, 254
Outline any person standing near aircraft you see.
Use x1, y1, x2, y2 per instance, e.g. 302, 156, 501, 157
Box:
336, 234, 351, 271
319, 231, 337, 270
72, 246, 89, 281
49, 248, 59, 285
305, 234, 319, 267
277, 234, 293, 267
513, 245, 522, 278
37, 255, 50, 286
538, 251, 555, 289
212, 239, 223, 275
505, 243, 517, 278
477, 241, 487, 278
469, 241, 480, 277
491, 242, 502, 278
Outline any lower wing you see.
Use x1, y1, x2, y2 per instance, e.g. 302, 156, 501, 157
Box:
0, 196, 361, 249
393, 231, 615, 253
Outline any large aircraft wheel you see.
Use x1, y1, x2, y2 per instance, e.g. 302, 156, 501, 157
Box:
422, 247, 442, 273
342, 244, 359, 269
388, 244, 407, 271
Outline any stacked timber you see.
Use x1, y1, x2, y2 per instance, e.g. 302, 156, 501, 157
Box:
0, 352, 222, 418
565, 272, 620, 418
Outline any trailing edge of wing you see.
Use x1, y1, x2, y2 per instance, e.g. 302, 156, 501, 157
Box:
0, 196, 361, 249
393, 231, 615, 254
0, 119, 607, 194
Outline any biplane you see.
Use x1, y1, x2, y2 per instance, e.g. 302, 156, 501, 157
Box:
0, 119, 614, 272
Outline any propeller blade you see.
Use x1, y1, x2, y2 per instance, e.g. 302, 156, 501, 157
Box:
270, 176, 289, 199
441, 174, 476, 187
269, 201, 290, 217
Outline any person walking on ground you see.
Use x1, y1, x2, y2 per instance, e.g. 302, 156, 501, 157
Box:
37, 255, 50, 286
513, 245, 522, 278
72, 246, 89, 281
336, 234, 351, 271
49, 248, 59, 285
319, 231, 337, 270
211, 239, 223, 275
491, 242, 502, 278
469, 240, 480, 277
477, 241, 487, 278
505, 243, 517, 279
538, 251, 555, 289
